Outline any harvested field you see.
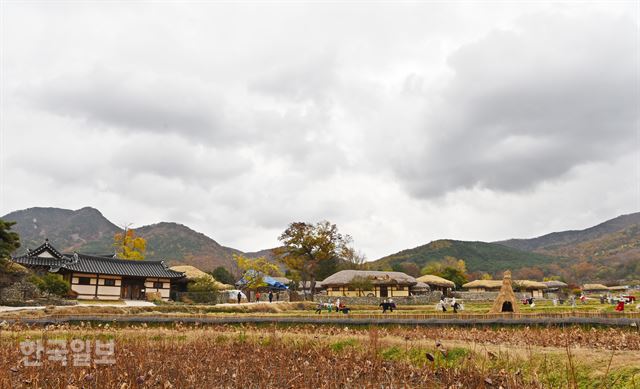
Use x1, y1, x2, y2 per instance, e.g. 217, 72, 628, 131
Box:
1, 323, 639, 388
0, 302, 317, 320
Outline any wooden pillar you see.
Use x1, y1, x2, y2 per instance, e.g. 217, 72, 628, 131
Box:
94, 274, 100, 299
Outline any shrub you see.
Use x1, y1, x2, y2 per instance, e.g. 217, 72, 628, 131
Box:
210, 267, 236, 285
30, 274, 70, 297
186, 276, 220, 304
187, 276, 219, 293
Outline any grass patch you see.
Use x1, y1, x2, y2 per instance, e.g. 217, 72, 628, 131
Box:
380, 346, 403, 361
588, 367, 640, 389
330, 338, 358, 352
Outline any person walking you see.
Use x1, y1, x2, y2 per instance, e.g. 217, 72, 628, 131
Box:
440, 294, 447, 312
256, 292, 261, 302
380, 299, 389, 313
268, 291, 274, 303
237, 291, 242, 304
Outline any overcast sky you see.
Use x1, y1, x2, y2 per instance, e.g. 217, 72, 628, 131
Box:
1, 2, 638, 259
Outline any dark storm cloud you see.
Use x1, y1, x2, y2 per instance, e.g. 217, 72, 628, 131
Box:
393, 13, 639, 198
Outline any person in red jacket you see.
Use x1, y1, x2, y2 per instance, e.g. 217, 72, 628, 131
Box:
615, 301, 625, 312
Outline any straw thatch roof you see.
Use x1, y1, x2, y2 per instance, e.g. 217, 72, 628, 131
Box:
463, 280, 502, 289
321, 270, 417, 286
5, 260, 30, 274
416, 274, 455, 288
582, 283, 609, 291
169, 265, 234, 289
463, 279, 547, 290
514, 280, 548, 289
608, 285, 629, 291
412, 281, 429, 291
542, 280, 568, 289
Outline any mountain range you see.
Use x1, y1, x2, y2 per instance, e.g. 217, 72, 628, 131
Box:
373, 212, 640, 281
2, 207, 639, 281
2, 207, 242, 273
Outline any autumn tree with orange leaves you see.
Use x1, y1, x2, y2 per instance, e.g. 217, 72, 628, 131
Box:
113, 227, 147, 260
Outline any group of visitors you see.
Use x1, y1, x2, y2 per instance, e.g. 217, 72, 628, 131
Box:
379, 299, 396, 313
315, 298, 350, 314
236, 290, 280, 304
436, 295, 462, 313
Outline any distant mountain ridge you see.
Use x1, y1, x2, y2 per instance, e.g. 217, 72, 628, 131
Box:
496, 212, 640, 280
372, 239, 559, 275
496, 212, 640, 252
2, 207, 244, 272
3, 207, 639, 281
373, 212, 640, 281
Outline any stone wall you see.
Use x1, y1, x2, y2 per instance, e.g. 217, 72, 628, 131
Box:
0, 279, 41, 301
0, 279, 76, 307
313, 292, 442, 306
452, 291, 499, 301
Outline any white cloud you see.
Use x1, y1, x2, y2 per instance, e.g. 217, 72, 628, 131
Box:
1, 2, 637, 259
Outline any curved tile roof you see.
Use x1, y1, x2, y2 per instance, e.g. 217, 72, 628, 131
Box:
13, 241, 184, 279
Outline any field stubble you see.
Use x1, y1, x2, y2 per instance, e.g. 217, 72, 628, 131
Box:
0, 323, 639, 388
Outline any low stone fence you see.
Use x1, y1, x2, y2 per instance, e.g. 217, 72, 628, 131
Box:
0, 279, 41, 301
313, 293, 442, 306
452, 291, 499, 301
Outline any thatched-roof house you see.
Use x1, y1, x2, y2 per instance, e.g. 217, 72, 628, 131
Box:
463, 279, 547, 298
489, 270, 520, 313
416, 274, 455, 293
321, 270, 417, 298
170, 265, 233, 291
607, 285, 629, 292
582, 283, 609, 293
411, 281, 430, 295
542, 280, 568, 291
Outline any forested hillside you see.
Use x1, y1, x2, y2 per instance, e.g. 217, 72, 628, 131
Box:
373, 239, 559, 276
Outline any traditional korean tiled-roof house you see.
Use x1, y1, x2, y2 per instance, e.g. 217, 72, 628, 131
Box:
321, 270, 417, 298
12, 240, 184, 301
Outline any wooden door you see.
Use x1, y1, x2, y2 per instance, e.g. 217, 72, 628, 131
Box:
380, 286, 388, 298
121, 278, 145, 300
